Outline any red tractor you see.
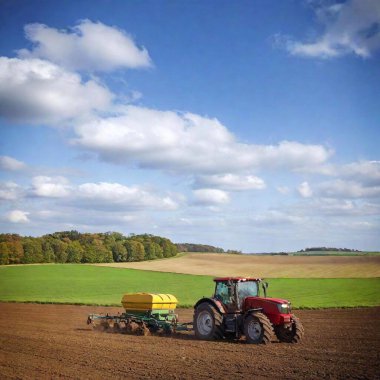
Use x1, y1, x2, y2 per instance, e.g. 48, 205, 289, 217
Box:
193, 277, 304, 344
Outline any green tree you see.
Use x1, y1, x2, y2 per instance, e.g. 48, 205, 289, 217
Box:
0, 242, 10, 264
112, 241, 128, 262
154, 243, 164, 259
42, 241, 55, 263
144, 242, 157, 260
22, 238, 43, 263
51, 240, 68, 263
125, 240, 145, 262
67, 241, 84, 263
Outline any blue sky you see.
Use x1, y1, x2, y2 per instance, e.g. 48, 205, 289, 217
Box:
0, 0, 379, 252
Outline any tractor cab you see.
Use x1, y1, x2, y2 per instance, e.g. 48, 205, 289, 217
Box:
213, 277, 267, 311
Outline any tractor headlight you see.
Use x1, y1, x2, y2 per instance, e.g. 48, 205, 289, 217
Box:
277, 303, 291, 314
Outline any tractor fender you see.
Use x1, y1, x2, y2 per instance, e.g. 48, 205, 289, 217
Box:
244, 308, 263, 319
194, 297, 225, 315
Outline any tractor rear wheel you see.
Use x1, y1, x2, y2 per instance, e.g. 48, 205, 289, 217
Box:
244, 313, 274, 344
194, 302, 224, 340
275, 314, 304, 343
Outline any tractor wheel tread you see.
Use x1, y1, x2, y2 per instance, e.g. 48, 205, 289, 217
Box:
245, 312, 274, 344
194, 302, 224, 341
275, 314, 304, 343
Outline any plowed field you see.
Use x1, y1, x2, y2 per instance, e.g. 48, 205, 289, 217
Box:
0, 303, 379, 379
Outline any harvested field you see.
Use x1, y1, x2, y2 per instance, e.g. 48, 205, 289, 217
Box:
0, 303, 379, 379
96, 252, 380, 278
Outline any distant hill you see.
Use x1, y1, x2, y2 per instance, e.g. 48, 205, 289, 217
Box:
299, 247, 361, 253
175, 243, 241, 254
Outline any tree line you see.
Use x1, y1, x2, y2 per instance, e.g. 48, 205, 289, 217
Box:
0, 231, 177, 265
175, 243, 242, 254
299, 247, 361, 252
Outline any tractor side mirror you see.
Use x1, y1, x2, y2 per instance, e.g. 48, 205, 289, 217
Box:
262, 281, 268, 297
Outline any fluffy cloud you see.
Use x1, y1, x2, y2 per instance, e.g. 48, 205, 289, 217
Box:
193, 188, 230, 205
18, 20, 152, 71
339, 161, 380, 185
0, 182, 23, 201
6, 210, 30, 223
195, 173, 266, 191
31, 176, 72, 198
0, 57, 112, 124
282, 0, 380, 58
73, 105, 332, 175
0, 156, 26, 171
298, 181, 313, 198
28, 176, 178, 211
76, 182, 178, 210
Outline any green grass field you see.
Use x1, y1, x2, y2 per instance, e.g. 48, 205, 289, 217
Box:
0, 264, 379, 308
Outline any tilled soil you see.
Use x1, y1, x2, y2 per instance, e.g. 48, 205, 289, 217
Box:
0, 303, 379, 379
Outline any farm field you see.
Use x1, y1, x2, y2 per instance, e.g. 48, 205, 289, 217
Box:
0, 302, 379, 379
0, 265, 379, 308
96, 252, 380, 278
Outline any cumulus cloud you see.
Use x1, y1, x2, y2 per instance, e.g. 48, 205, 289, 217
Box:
339, 160, 380, 186
0, 182, 23, 201
298, 181, 313, 198
281, 0, 380, 58
76, 182, 178, 210
18, 20, 152, 71
6, 209, 30, 223
0, 156, 26, 171
72, 105, 332, 175
31, 176, 72, 198
28, 176, 178, 211
194, 173, 266, 191
193, 188, 230, 205
0, 57, 113, 124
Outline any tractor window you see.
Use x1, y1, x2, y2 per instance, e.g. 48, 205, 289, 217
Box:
237, 281, 258, 305
215, 281, 232, 304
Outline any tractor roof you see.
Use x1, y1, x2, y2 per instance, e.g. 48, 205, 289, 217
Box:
213, 277, 261, 282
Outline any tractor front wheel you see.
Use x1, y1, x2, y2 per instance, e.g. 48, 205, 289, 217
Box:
194, 302, 223, 340
244, 313, 274, 344
275, 315, 304, 343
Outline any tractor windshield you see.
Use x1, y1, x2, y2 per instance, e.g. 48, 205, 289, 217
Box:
237, 281, 258, 305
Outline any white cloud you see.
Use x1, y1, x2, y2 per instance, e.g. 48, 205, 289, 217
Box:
251, 210, 305, 226
195, 173, 266, 191
319, 179, 380, 198
72, 105, 332, 175
77, 182, 178, 210
340, 161, 380, 185
0, 57, 113, 124
18, 20, 152, 71
283, 0, 380, 58
0, 182, 23, 201
193, 188, 230, 205
31, 176, 72, 198
0, 156, 26, 171
6, 209, 30, 223
298, 181, 313, 198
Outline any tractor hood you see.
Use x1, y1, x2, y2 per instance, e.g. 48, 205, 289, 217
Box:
243, 296, 291, 314
256, 297, 289, 305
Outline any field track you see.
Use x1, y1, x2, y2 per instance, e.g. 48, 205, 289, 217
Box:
96, 253, 380, 278
0, 303, 379, 379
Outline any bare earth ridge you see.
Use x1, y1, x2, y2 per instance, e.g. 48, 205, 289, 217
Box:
95, 253, 380, 278
0, 303, 379, 379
